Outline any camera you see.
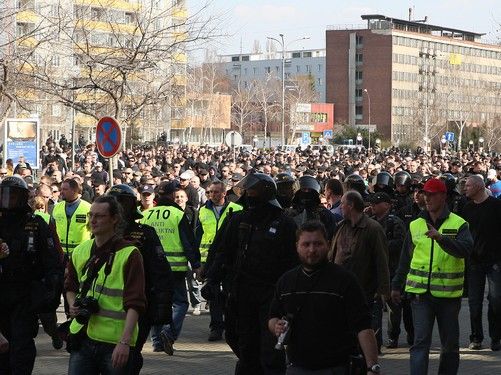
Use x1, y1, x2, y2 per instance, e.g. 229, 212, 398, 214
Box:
275, 314, 293, 350
74, 296, 100, 325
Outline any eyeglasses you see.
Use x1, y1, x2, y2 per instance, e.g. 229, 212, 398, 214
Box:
52, 189, 59, 193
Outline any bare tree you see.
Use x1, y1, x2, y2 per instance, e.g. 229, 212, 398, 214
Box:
231, 81, 255, 134
18, 0, 221, 145
252, 75, 280, 147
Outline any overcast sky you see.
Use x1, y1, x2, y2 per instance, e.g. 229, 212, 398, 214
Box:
190, 0, 500, 57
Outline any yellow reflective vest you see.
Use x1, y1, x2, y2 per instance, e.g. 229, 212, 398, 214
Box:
52, 200, 91, 256
69, 239, 139, 346
140, 205, 187, 272
35, 211, 50, 224
405, 214, 466, 298
199, 202, 242, 263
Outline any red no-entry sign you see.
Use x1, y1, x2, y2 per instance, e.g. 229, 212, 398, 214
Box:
96, 117, 122, 158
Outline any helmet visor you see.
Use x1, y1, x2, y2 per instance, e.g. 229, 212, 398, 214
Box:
0, 186, 28, 210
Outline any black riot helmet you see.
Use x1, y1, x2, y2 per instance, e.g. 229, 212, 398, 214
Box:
374, 171, 394, 190
439, 173, 457, 194
236, 172, 281, 209
107, 184, 142, 219
292, 175, 321, 208
274, 172, 296, 209
394, 171, 412, 188
345, 174, 367, 196
0, 175, 30, 211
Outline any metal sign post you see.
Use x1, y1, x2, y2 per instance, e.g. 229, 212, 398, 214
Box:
96, 117, 122, 188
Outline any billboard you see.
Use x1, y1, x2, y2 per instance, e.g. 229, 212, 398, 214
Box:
4, 118, 40, 169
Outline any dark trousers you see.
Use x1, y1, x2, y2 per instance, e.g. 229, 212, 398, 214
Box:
371, 298, 383, 351
387, 297, 414, 342
130, 316, 151, 375
228, 286, 286, 375
410, 293, 461, 375
0, 296, 38, 375
209, 286, 225, 332
468, 263, 501, 343
39, 311, 59, 338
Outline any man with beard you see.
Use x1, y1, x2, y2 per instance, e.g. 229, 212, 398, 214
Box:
268, 221, 381, 375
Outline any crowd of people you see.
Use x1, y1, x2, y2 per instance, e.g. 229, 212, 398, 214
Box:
0, 134, 500, 375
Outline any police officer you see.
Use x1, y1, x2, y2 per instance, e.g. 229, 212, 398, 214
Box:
344, 174, 369, 201
274, 173, 295, 209
369, 192, 412, 349
205, 173, 298, 375
140, 180, 201, 355
440, 173, 467, 217
0, 176, 63, 374
198, 181, 243, 341
107, 185, 173, 374
289, 175, 338, 241
393, 171, 413, 215
373, 171, 394, 197
52, 178, 91, 259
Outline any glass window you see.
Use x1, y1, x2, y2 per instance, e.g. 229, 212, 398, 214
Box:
241, 55, 249, 61
231, 56, 240, 62
292, 52, 301, 58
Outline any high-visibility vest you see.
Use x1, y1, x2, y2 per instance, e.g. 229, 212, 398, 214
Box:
52, 200, 91, 256
405, 214, 466, 298
35, 211, 50, 224
140, 205, 187, 272
69, 239, 139, 346
198, 202, 242, 263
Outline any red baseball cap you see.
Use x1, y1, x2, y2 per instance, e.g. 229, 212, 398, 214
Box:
422, 178, 447, 194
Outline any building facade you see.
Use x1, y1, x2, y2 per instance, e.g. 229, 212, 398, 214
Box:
218, 48, 326, 102
1, 0, 188, 145
326, 15, 501, 146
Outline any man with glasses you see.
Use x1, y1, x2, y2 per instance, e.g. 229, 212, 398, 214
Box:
0, 168, 7, 181
198, 181, 242, 341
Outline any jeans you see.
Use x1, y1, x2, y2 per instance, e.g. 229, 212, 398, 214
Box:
410, 293, 461, 375
186, 269, 201, 308
467, 262, 501, 343
151, 272, 188, 346
68, 337, 133, 375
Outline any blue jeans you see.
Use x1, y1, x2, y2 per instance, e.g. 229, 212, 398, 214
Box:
186, 269, 202, 308
68, 337, 133, 375
467, 262, 501, 343
410, 293, 461, 375
151, 272, 188, 346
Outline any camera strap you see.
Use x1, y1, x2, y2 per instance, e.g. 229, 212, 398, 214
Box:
79, 240, 117, 299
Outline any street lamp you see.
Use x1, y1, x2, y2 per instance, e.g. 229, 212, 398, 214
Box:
356, 132, 363, 146
363, 89, 371, 150
375, 138, 381, 149
479, 137, 484, 152
469, 140, 474, 151
267, 34, 310, 146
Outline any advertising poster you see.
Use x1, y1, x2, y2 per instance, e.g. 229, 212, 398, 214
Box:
4, 118, 40, 169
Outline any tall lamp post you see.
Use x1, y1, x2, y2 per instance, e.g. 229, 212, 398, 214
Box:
363, 89, 371, 150
267, 34, 309, 146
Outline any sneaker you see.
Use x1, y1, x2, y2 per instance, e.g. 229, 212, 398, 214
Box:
51, 335, 63, 350
491, 340, 501, 351
192, 305, 201, 316
468, 341, 482, 350
208, 330, 223, 342
160, 331, 174, 356
386, 339, 398, 349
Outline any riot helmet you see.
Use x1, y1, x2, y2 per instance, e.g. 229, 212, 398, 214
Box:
439, 173, 457, 194
292, 175, 321, 208
374, 171, 394, 192
236, 172, 281, 209
107, 184, 142, 219
345, 174, 367, 196
274, 172, 295, 209
0, 175, 29, 211
394, 171, 412, 188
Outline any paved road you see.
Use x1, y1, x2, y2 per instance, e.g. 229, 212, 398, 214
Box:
33, 299, 500, 374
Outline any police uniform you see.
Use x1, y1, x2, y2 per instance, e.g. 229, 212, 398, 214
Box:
124, 222, 173, 374
0, 204, 63, 373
